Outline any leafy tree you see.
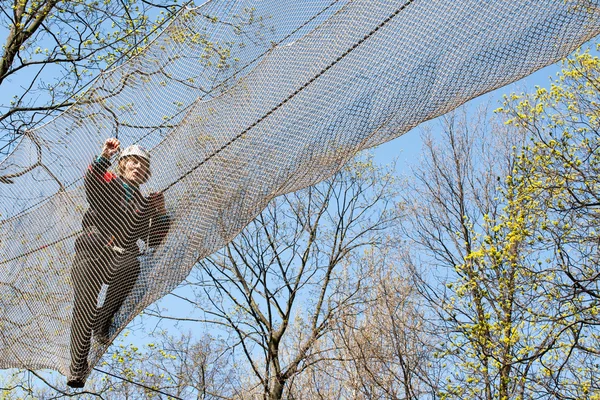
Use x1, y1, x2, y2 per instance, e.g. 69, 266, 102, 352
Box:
0, 329, 232, 399
400, 106, 573, 399
499, 45, 600, 399
0, 0, 193, 155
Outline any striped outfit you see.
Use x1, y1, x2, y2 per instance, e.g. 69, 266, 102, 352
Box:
69, 156, 170, 383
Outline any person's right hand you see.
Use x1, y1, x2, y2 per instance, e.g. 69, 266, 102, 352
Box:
101, 138, 120, 159
148, 192, 166, 215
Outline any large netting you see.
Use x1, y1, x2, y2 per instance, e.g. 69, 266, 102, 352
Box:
0, 0, 599, 379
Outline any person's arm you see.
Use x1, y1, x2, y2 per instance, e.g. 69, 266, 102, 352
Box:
86, 155, 111, 180
84, 138, 120, 205
85, 138, 121, 181
148, 214, 171, 248
146, 192, 171, 248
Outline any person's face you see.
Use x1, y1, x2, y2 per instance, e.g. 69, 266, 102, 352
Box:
121, 156, 150, 185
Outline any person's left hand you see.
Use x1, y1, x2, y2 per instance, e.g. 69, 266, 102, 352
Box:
148, 192, 166, 215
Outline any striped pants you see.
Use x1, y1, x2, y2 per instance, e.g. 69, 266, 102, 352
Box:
69, 248, 140, 378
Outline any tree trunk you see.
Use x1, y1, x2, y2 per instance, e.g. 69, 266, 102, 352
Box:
269, 377, 286, 400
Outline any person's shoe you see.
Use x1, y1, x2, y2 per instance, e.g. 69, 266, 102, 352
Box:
67, 361, 88, 388
66, 376, 85, 388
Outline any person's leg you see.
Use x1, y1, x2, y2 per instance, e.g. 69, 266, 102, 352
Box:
95, 254, 141, 342
68, 253, 104, 386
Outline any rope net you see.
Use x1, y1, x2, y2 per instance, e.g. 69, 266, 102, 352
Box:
0, 0, 599, 381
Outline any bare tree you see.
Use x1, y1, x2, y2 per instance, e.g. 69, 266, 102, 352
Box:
147, 155, 402, 399
286, 247, 438, 400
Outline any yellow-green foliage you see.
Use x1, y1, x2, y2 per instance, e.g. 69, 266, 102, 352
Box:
491, 44, 600, 398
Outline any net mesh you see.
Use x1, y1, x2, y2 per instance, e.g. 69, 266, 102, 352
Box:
0, 0, 599, 379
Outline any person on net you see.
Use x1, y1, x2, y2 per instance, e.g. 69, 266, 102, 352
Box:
68, 138, 170, 388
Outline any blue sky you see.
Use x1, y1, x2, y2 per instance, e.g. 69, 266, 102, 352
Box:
0, 1, 594, 389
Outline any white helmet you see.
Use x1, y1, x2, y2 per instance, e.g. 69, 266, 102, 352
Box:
119, 144, 150, 162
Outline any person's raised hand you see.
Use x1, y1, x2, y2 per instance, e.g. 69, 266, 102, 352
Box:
101, 138, 120, 159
